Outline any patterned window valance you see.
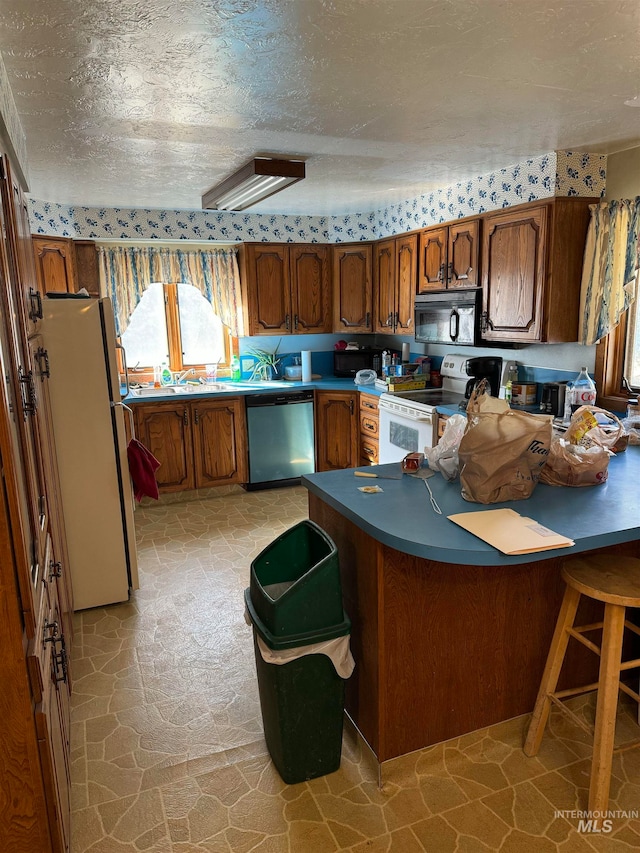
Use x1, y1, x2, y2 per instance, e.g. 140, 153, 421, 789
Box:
97, 245, 243, 337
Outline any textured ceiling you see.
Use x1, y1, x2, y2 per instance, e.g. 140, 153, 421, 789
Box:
0, 0, 639, 215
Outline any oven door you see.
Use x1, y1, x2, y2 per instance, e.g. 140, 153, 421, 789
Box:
378, 398, 436, 463
414, 290, 480, 345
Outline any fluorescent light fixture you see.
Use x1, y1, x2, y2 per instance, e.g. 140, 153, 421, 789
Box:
202, 158, 305, 211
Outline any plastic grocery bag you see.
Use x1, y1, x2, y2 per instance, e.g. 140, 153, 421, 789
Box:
458, 380, 553, 504
540, 405, 621, 487
424, 413, 467, 481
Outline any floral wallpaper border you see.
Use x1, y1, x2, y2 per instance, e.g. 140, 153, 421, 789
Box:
28, 150, 607, 243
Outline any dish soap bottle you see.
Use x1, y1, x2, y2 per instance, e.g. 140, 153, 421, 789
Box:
160, 362, 173, 386
570, 366, 596, 413
230, 355, 241, 381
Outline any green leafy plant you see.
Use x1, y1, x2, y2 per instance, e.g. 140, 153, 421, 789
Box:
248, 339, 281, 381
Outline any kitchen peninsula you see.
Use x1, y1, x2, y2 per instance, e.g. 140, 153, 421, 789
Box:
302, 450, 640, 763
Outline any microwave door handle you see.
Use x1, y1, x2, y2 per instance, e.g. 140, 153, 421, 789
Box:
449, 309, 459, 341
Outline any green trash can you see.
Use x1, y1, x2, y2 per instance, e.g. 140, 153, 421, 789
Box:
249, 519, 343, 637
245, 589, 351, 784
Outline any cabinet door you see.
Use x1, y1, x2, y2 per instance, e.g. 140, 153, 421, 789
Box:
32, 238, 77, 296
134, 402, 195, 492
290, 245, 332, 334
73, 241, 100, 298
316, 391, 359, 471
192, 398, 248, 487
373, 239, 395, 334
332, 245, 372, 333
448, 220, 479, 288
395, 234, 417, 332
417, 226, 447, 292
481, 206, 547, 343
243, 244, 292, 335
0, 156, 43, 337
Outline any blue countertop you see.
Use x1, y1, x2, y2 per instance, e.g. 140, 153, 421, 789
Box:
302, 448, 640, 567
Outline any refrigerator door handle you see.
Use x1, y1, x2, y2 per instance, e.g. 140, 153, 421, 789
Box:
115, 343, 130, 396
112, 401, 135, 439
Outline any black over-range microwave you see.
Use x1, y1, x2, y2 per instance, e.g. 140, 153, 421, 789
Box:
333, 348, 384, 377
414, 289, 481, 346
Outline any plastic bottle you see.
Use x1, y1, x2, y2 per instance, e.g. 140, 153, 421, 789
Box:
381, 350, 391, 377
230, 355, 241, 381
153, 364, 162, 388
160, 362, 173, 386
570, 366, 596, 413
504, 364, 518, 404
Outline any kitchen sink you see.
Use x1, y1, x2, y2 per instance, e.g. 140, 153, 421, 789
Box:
130, 383, 236, 397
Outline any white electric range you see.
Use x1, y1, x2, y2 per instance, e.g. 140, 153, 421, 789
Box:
377, 354, 472, 463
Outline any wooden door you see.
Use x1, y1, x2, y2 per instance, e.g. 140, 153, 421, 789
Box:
373, 238, 395, 334
315, 391, 359, 471
192, 398, 248, 487
32, 237, 77, 296
290, 244, 332, 334
134, 402, 195, 492
417, 226, 447, 292
332, 244, 372, 333
243, 244, 291, 335
395, 234, 417, 332
448, 219, 479, 288
481, 205, 547, 343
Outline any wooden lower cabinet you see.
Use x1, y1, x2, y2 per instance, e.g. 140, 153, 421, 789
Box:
134, 398, 247, 493
315, 390, 359, 471
359, 392, 379, 465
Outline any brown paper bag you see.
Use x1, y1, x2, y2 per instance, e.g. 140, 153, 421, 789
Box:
459, 382, 553, 504
539, 439, 610, 486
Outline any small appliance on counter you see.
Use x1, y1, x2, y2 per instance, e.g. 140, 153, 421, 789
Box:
333, 346, 384, 377
540, 382, 568, 416
464, 356, 503, 398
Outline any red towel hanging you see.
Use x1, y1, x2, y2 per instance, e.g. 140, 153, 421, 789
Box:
127, 438, 161, 502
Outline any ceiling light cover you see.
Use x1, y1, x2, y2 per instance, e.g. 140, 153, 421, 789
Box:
202, 158, 305, 211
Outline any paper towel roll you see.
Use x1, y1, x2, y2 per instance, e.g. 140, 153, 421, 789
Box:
402, 342, 410, 363
301, 350, 312, 382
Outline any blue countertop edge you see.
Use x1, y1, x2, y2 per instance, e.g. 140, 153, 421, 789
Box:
302, 449, 640, 567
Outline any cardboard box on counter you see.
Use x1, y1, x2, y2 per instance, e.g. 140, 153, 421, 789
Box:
375, 376, 428, 392
512, 383, 537, 406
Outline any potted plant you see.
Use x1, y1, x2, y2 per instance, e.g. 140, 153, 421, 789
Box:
248, 339, 282, 381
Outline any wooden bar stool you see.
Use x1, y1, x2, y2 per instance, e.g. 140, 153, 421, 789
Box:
524, 554, 640, 814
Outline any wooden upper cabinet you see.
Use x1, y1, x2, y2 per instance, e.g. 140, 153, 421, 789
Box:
481, 198, 595, 344
374, 234, 416, 334
418, 220, 479, 292
32, 238, 77, 297
332, 244, 372, 333
73, 241, 100, 298
241, 244, 290, 335
289, 244, 332, 334
240, 243, 332, 335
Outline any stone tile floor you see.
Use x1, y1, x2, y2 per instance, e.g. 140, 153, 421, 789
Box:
70, 486, 640, 852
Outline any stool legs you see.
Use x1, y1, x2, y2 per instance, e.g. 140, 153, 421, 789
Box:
589, 602, 625, 814
524, 585, 581, 756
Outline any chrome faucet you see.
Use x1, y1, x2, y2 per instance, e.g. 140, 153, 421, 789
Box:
174, 367, 196, 384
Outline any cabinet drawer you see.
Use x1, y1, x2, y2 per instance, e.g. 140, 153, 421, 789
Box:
359, 437, 379, 465
359, 392, 379, 414
360, 411, 379, 438
437, 415, 449, 439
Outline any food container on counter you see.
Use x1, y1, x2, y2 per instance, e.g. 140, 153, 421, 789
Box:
511, 383, 537, 407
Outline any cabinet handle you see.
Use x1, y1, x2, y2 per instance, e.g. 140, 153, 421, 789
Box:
49, 560, 62, 581
194, 409, 199, 425
53, 635, 68, 684
438, 263, 445, 282
349, 399, 354, 415
28, 287, 43, 321
362, 446, 374, 457
285, 314, 291, 331
35, 346, 50, 379
183, 408, 188, 425
481, 311, 489, 333
365, 422, 375, 431
294, 314, 298, 330
43, 619, 58, 644
18, 367, 37, 417
447, 261, 453, 282
386, 312, 393, 327
365, 312, 371, 328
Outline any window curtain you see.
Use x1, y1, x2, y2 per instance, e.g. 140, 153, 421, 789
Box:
579, 197, 640, 345
97, 246, 243, 337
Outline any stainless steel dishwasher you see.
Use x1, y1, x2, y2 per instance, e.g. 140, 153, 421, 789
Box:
245, 390, 315, 489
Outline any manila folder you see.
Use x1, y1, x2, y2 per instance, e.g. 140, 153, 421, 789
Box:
448, 508, 574, 555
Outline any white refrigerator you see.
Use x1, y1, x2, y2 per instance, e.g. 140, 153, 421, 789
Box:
42, 297, 139, 610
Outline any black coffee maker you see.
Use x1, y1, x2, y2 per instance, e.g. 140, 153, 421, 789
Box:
465, 356, 503, 398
